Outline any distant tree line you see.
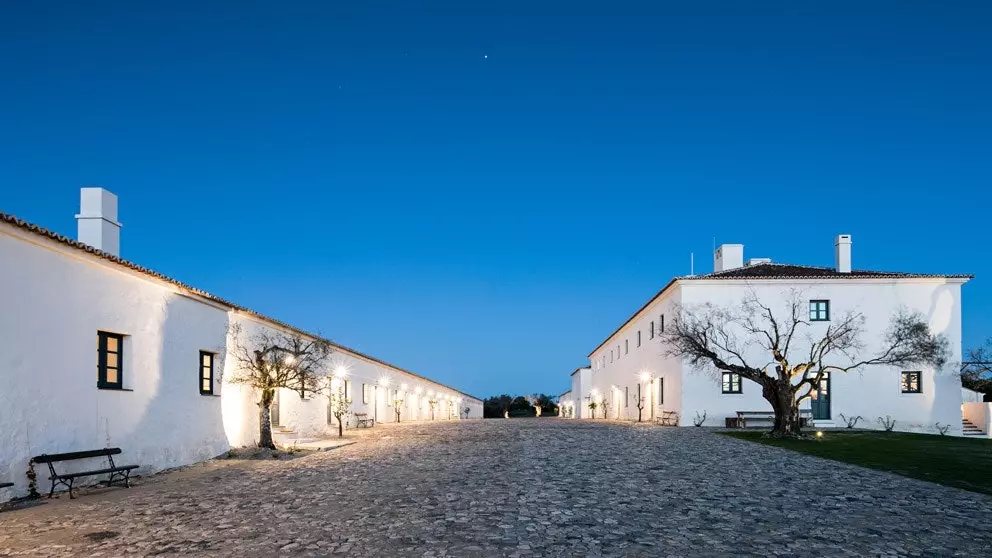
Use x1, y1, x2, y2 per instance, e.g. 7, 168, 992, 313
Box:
483, 394, 558, 418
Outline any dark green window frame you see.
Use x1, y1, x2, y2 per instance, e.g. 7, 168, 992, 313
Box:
901, 371, 922, 393
97, 331, 124, 390
810, 300, 830, 321
650, 321, 655, 339
722, 372, 742, 394
199, 351, 214, 395
660, 314, 665, 333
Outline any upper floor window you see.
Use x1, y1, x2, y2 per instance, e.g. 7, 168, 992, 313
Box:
637, 331, 641, 347
660, 314, 665, 333
602, 355, 606, 368
199, 351, 214, 395
650, 321, 655, 339
610, 350, 614, 363
901, 371, 922, 393
97, 331, 124, 390
721, 372, 742, 394
625, 340, 629, 354
810, 300, 830, 321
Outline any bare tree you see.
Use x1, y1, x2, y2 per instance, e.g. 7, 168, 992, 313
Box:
427, 396, 439, 420
228, 323, 333, 449
391, 395, 404, 423
962, 338, 992, 397
661, 289, 949, 438
328, 385, 352, 437
634, 384, 646, 422
528, 395, 542, 417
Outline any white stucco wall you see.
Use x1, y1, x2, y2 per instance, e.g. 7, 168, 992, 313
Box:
678, 279, 965, 433
1, 221, 482, 501
0, 227, 231, 495
962, 387, 985, 403
586, 288, 683, 422
576, 273, 966, 433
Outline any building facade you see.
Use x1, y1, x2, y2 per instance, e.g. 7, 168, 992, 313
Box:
565, 236, 973, 435
0, 188, 482, 500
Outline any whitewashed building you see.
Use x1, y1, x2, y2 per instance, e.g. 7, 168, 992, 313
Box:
0, 188, 482, 500
564, 236, 976, 435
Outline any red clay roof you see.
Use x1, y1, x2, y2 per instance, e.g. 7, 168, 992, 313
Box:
0, 211, 481, 402
684, 262, 973, 280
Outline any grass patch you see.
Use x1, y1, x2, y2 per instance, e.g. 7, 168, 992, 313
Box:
721, 430, 992, 495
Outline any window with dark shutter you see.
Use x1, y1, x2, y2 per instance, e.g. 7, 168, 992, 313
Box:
97, 331, 124, 389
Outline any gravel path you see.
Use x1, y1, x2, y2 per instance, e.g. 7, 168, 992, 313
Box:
1, 419, 991, 557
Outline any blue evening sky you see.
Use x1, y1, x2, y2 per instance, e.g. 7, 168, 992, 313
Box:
2, 1, 990, 398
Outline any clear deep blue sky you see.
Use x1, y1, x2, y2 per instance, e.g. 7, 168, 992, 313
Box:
2, 1, 990, 398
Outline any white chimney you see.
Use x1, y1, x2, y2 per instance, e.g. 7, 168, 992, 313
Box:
714, 244, 744, 272
835, 234, 852, 273
75, 187, 121, 257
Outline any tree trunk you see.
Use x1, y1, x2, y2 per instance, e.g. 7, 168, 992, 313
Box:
337, 415, 344, 437
258, 388, 276, 449
765, 381, 802, 438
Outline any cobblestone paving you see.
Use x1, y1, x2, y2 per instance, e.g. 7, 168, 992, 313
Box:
2, 420, 992, 557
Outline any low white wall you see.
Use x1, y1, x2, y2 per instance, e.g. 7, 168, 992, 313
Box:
962, 403, 992, 438
962, 387, 985, 403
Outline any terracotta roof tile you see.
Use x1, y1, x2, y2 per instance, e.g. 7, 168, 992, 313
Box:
683, 262, 972, 280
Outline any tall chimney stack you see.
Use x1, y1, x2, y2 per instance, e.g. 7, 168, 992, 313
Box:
835, 234, 852, 273
75, 187, 121, 257
713, 244, 744, 272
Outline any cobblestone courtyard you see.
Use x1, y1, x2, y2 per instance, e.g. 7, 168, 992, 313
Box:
2, 420, 992, 557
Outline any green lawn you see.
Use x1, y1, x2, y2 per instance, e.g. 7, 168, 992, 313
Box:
721, 430, 992, 495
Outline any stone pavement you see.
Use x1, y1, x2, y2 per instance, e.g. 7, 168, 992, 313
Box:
1, 420, 991, 557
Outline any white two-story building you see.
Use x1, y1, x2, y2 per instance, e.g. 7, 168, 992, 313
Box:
563, 236, 975, 435
0, 187, 482, 501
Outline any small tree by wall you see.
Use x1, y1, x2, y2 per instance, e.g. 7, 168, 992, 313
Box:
328, 385, 352, 437
634, 384, 646, 422
391, 397, 404, 423
587, 400, 598, 419
428, 397, 439, 420
228, 323, 332, 449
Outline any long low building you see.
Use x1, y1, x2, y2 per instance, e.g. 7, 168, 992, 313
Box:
562, 236, 978, 435
0, 188, 482, 500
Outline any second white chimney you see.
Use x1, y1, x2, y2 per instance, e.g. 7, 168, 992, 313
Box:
714, 244, 744, 272
835, 234, 852, 273
75, 187, 121, 257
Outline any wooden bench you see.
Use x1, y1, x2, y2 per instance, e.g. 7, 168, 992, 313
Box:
31, 448, 138, 499
0, 482, 13, 489
656, 410, 679, 426
733, 410, 812, 428
354, 413, 375, 428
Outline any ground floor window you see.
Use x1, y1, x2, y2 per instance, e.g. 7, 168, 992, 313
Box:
722, 372, 742, 394
199, 351, 214, 395
901, 371, 922, 393
363, 383, 372, 404
97, 331, 125, 390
